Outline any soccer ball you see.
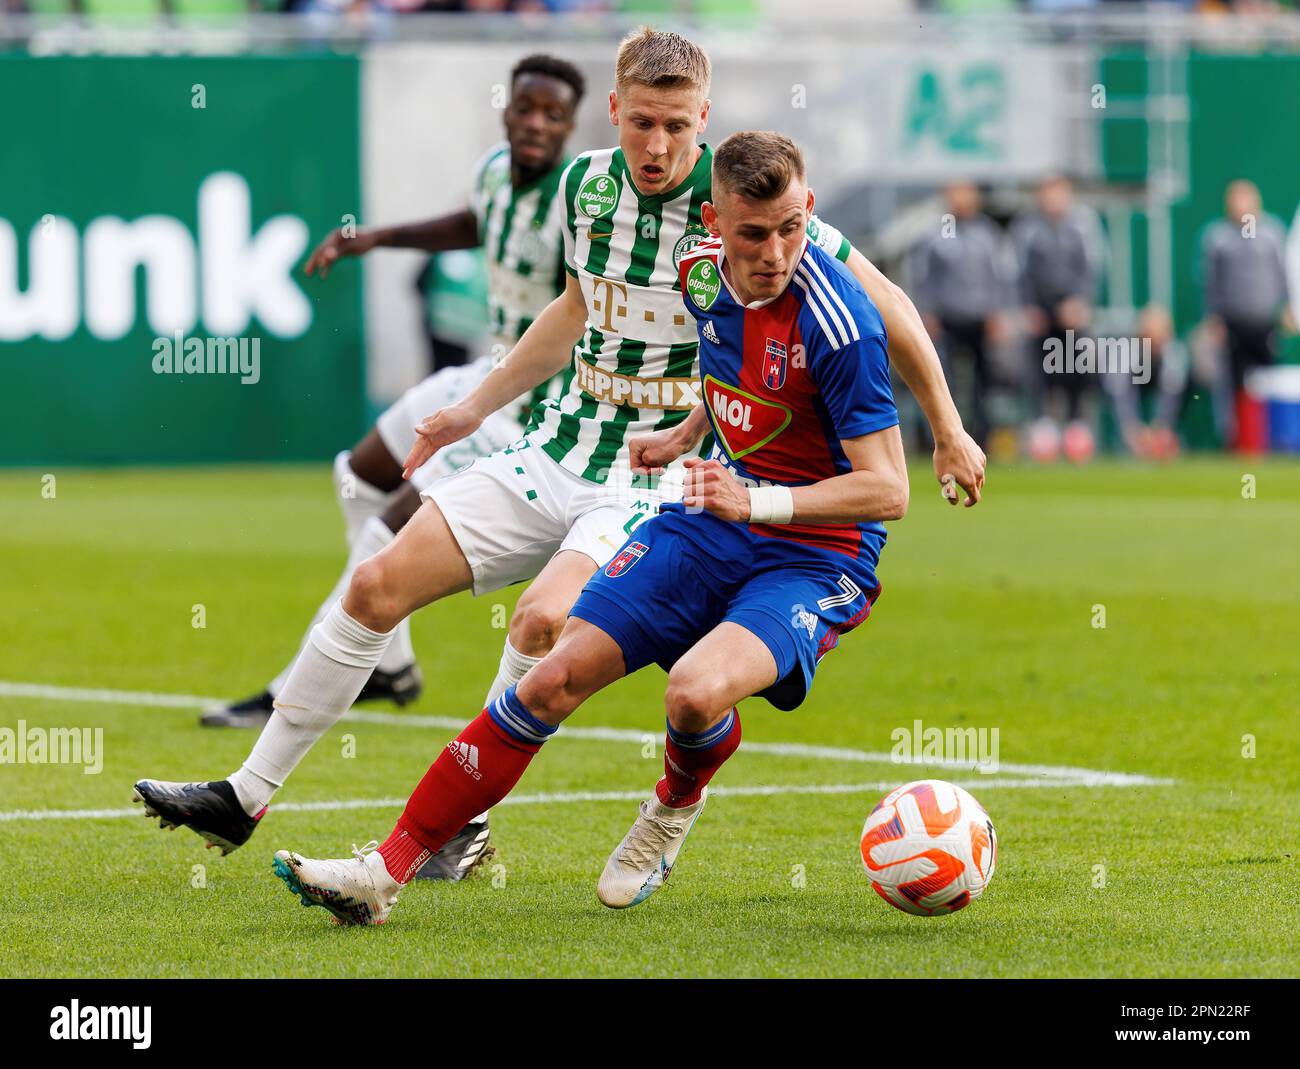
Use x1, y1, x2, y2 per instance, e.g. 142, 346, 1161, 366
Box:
860, 779, 997, 916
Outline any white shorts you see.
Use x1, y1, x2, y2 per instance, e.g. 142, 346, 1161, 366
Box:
422, 436, 667, 596
376, 356, 525, 492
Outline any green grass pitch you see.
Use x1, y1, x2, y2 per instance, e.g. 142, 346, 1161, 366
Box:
1, 459, 1297, 977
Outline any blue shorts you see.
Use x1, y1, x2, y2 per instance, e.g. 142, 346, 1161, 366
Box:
570, 504, 884, 710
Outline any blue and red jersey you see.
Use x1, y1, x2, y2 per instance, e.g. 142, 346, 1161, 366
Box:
677, 236, 900, 558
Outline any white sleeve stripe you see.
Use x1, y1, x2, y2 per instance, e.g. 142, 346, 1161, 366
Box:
795, 266, 850, 348
795, 264, 850, 347
679, 245, 718, 265
799, 261, 857, 344
793, 273, 845, 349
802, 254, 861, 342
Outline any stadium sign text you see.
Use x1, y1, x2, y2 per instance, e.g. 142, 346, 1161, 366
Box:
0, 172, 310, 343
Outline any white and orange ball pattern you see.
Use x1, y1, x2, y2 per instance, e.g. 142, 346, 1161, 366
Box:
860, 780, 997, 916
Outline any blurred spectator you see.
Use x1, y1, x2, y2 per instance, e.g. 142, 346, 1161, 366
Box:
1198, 179, 1289, 446
1011, 174, 1104, 427
910, 180, 1015, 447
1103, 305, 1187, 458
10, 0, 268, 12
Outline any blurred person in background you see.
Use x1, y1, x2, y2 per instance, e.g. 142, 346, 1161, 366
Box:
1011, 174, 1104, 461
190, 54, 585, 881
1198, 178, 1290, 448
415, 248, 490, 372
1102, 304, 1187, 459
911, 179, 1014, 449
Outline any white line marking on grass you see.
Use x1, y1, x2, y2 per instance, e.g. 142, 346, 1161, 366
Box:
0, 679, 1174, 789
0, 681, 223, 709
0, 777, 1121, 824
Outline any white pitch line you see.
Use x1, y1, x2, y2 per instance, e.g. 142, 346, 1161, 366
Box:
0, 776, 1109, 824
0, 681, 224, 709
0, 679, 1173, 789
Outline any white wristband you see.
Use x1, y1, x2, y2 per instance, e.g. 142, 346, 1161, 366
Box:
747, 485, 795, 524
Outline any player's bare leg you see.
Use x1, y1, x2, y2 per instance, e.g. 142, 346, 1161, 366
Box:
272, 618, 626, 925
135, 500, 474, 854
347, 426, 405, 493
597, 622, 777, 908
483, 548, 597, 704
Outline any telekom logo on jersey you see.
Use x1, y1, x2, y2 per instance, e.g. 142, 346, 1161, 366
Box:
0, 172, 311, 343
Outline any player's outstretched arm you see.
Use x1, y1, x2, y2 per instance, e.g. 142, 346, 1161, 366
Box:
402, 274, 588, 478
682, 425, 908, 525
304, 209, 480, 279
842, 248, 986, 507
628, 404, 711, 476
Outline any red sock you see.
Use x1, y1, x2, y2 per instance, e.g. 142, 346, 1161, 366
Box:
379, 710, 542, 883
656, 708, 742, 808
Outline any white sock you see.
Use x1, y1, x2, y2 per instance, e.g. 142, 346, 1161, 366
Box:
230, 600, 394, 816
483, 636, 543, 706
268, 516, 413, 696
334, 449, 391, 546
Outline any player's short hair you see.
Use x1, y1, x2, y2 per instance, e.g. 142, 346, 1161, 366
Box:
511, 54, 586, 105
615, 27, 711, 97
713, 131, 806, 202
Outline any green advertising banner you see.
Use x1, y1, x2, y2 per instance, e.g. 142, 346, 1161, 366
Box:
0, 54, 363, 465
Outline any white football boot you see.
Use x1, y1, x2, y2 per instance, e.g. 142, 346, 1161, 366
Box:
597, 788, 708, 909
272, 841, 400, 926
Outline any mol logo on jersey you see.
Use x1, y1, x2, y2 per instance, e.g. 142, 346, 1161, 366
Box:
604, 541, 649, 577
703, 374, 792, 460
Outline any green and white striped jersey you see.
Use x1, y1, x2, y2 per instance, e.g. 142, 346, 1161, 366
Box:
526, 143, 852, 485
469, 142, 570, 421
470, 142, 570, 353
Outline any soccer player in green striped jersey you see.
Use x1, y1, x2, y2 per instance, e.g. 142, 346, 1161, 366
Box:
134, 31, 985, 887
523, 140, 845, 484
158, 55, 584, 879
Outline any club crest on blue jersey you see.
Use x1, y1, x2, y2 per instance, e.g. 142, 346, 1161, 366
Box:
764, 338, 788, 390
604, 541, 649, 577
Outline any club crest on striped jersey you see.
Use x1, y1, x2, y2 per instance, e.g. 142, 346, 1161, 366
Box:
604, 541, 649, 577
703, 374, 792, 460
672, 224, 711, 268
763, 338, 788, 390
577, 174, 618, 220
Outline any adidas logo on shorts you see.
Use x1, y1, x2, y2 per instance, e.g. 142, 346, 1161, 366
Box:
448, 740, 482, 781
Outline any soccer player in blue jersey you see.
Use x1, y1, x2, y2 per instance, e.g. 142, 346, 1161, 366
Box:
269, 130, 911, 923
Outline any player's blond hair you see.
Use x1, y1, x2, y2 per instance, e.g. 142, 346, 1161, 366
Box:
713, 131, 806, 201
615, 27, 711, 97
